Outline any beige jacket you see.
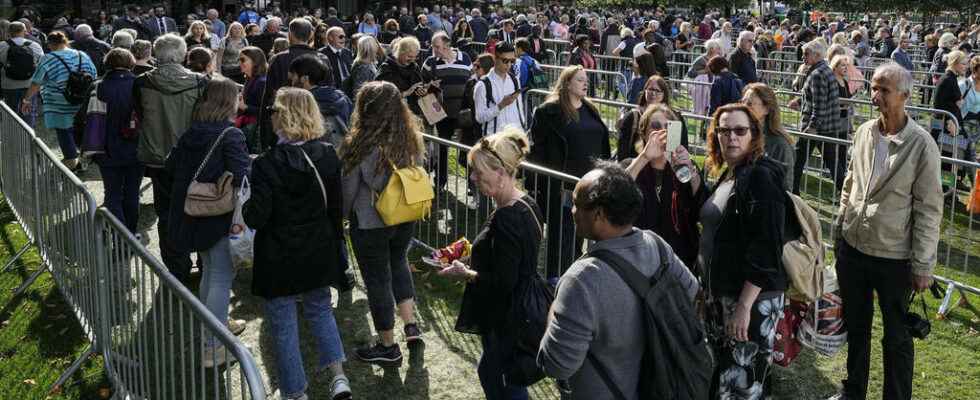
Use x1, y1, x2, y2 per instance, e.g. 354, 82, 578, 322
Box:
837, 117, 943, 276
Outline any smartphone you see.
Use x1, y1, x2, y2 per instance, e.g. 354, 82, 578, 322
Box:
666, 121, 683, 153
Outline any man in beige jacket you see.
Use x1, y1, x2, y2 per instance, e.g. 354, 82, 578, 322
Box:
829, 63, 943, 400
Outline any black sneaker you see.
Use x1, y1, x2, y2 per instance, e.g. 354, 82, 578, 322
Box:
404, 323, 423, 344
354, 342, 402, 365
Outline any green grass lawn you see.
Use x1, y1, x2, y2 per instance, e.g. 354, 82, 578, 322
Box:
0, 196, 109, 399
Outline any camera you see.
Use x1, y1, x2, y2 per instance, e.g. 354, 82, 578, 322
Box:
904, 294, 931, 340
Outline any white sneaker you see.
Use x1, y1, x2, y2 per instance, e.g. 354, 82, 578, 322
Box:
330, 375, 352, 400
202, 345, 235, 368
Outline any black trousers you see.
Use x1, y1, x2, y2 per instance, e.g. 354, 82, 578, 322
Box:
792, 136, 847, 195
435, 118, 458, 189
542, 183, 581, 280
835, 240, 914, 400
145, 167, 192, 283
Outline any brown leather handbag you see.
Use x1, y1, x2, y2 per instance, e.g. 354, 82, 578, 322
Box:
184, 128, 236, 217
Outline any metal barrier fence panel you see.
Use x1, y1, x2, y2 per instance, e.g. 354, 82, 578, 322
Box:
417, 133, 582, 280
96, 208, 266, 399
520, 90, 979, 276
0, 102, 266, 398
539, 64, 626, 101
0, 102, 39, 271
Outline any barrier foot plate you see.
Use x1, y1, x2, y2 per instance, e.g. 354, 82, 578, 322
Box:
1, 241, 32, 273
48, 344, 97, 395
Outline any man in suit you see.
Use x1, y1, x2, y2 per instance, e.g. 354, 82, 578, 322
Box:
497, 19, 516, 44
319, 26, 353, 90
144, 5, 177, 40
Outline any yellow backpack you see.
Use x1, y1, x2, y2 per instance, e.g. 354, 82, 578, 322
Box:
375, 161, 434, 226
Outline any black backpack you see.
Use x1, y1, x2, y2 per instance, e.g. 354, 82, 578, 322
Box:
4, 39, 36, 80
587, 236, 712, 400
51, 51, 94, 105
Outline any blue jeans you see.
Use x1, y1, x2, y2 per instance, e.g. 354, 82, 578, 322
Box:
198, 237, 235, 348
265, 287, 346, 399
55, 127, 79, 160
478, 332, 529, 400
99, 164, 144, 233
3, 88, 36, 127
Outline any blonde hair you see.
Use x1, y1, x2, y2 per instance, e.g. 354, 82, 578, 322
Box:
832, 31, 848, 46
393, 35, 420, 58
272, 88, 324, 141
946, 50, 968, 73
185, 20, 210, 41
467, 127, 530, 177
829, 54, 853, 71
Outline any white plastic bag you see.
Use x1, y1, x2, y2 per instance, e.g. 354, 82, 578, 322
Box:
229, 176, 255, 269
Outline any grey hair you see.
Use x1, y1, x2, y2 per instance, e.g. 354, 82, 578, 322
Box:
392, 35, 420, 58
354, 35, 379, 65
111, 31, 134, 49
75, 24, 93, 38
873, 62, 913, 96
802, 38, 828, 59
738, 30, 755, 42
939, 32, 957, 48
152, 34, 187, 64
705, 38, 723, 54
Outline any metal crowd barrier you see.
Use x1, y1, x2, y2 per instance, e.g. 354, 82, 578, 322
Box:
96, 209, 265, 399
424, 89, 980, 324
539, 64, 626, 100
0, 101, 266, 399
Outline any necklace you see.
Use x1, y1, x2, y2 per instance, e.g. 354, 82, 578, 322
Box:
654, 169, 664, 201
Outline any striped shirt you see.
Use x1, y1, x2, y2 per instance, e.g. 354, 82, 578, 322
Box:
31, 49, 97, 129
422, 50, 472, 116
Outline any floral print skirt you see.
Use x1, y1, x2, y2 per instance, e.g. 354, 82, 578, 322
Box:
707, 292, 785, 400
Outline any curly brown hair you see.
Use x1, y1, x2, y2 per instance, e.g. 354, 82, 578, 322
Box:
705, 103, 767, 175
342, 81, 425, 174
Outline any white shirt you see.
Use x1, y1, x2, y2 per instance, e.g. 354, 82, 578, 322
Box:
474, 70, 525, 135
632, 42, 649, 58
869, 130, 893, 191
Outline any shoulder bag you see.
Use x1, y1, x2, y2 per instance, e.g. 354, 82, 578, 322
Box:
375, 159, 434, 226
184, 127, 236, 217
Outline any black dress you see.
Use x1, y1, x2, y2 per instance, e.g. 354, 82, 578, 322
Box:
455, 195, 544, 336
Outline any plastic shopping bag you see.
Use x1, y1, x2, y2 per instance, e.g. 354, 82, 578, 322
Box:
967, 170, 980, 215
229, 176, 255, 270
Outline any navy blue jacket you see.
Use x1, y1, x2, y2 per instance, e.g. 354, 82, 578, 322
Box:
241, 75, 265, 117
165, 121, 251, 253
310, 85, 353, 125
728, 48, 758, 84
96, 69, 140, 167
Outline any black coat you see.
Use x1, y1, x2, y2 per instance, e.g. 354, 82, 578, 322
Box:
377, 56, 431, 115
319, 45, 354, 88
699, 157, 788, 297
165, 121, 251, 253
933, 71, 963, 133
529, 101, 611, 176
243, 141, 351, 298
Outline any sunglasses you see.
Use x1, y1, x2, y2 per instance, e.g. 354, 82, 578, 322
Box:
499, 57, 517, 64
715, 127, 751, 137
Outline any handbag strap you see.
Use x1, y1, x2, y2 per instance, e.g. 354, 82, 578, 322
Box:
513, 197, 542, 238
909, 291, 928, 316
191, 127, 234, 182
587, 351, 630, 399
299, 147, 329, 211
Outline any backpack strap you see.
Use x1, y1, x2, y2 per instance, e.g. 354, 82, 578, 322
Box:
583, 236, 673, 399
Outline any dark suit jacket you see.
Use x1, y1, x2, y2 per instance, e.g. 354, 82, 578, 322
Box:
319, 46, 353, 88
114, 17, 151, 40
143, 16, 177, 40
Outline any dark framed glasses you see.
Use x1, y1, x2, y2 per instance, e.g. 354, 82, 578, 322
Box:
715, 127, 751, 137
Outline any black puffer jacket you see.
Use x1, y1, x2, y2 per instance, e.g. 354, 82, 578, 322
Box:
701, 156, 788, 297
243, 141, 351, 298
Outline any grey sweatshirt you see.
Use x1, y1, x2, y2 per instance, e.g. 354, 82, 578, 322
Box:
537, 228, 700, 400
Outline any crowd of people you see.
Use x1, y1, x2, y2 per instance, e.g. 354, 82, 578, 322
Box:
0, 2, 974, 400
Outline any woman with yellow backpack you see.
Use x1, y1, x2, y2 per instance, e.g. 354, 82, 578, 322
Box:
341, 81, 431, 366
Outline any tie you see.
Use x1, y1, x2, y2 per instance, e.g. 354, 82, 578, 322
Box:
336, 50, 348, 81
159, 18, 166, 34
